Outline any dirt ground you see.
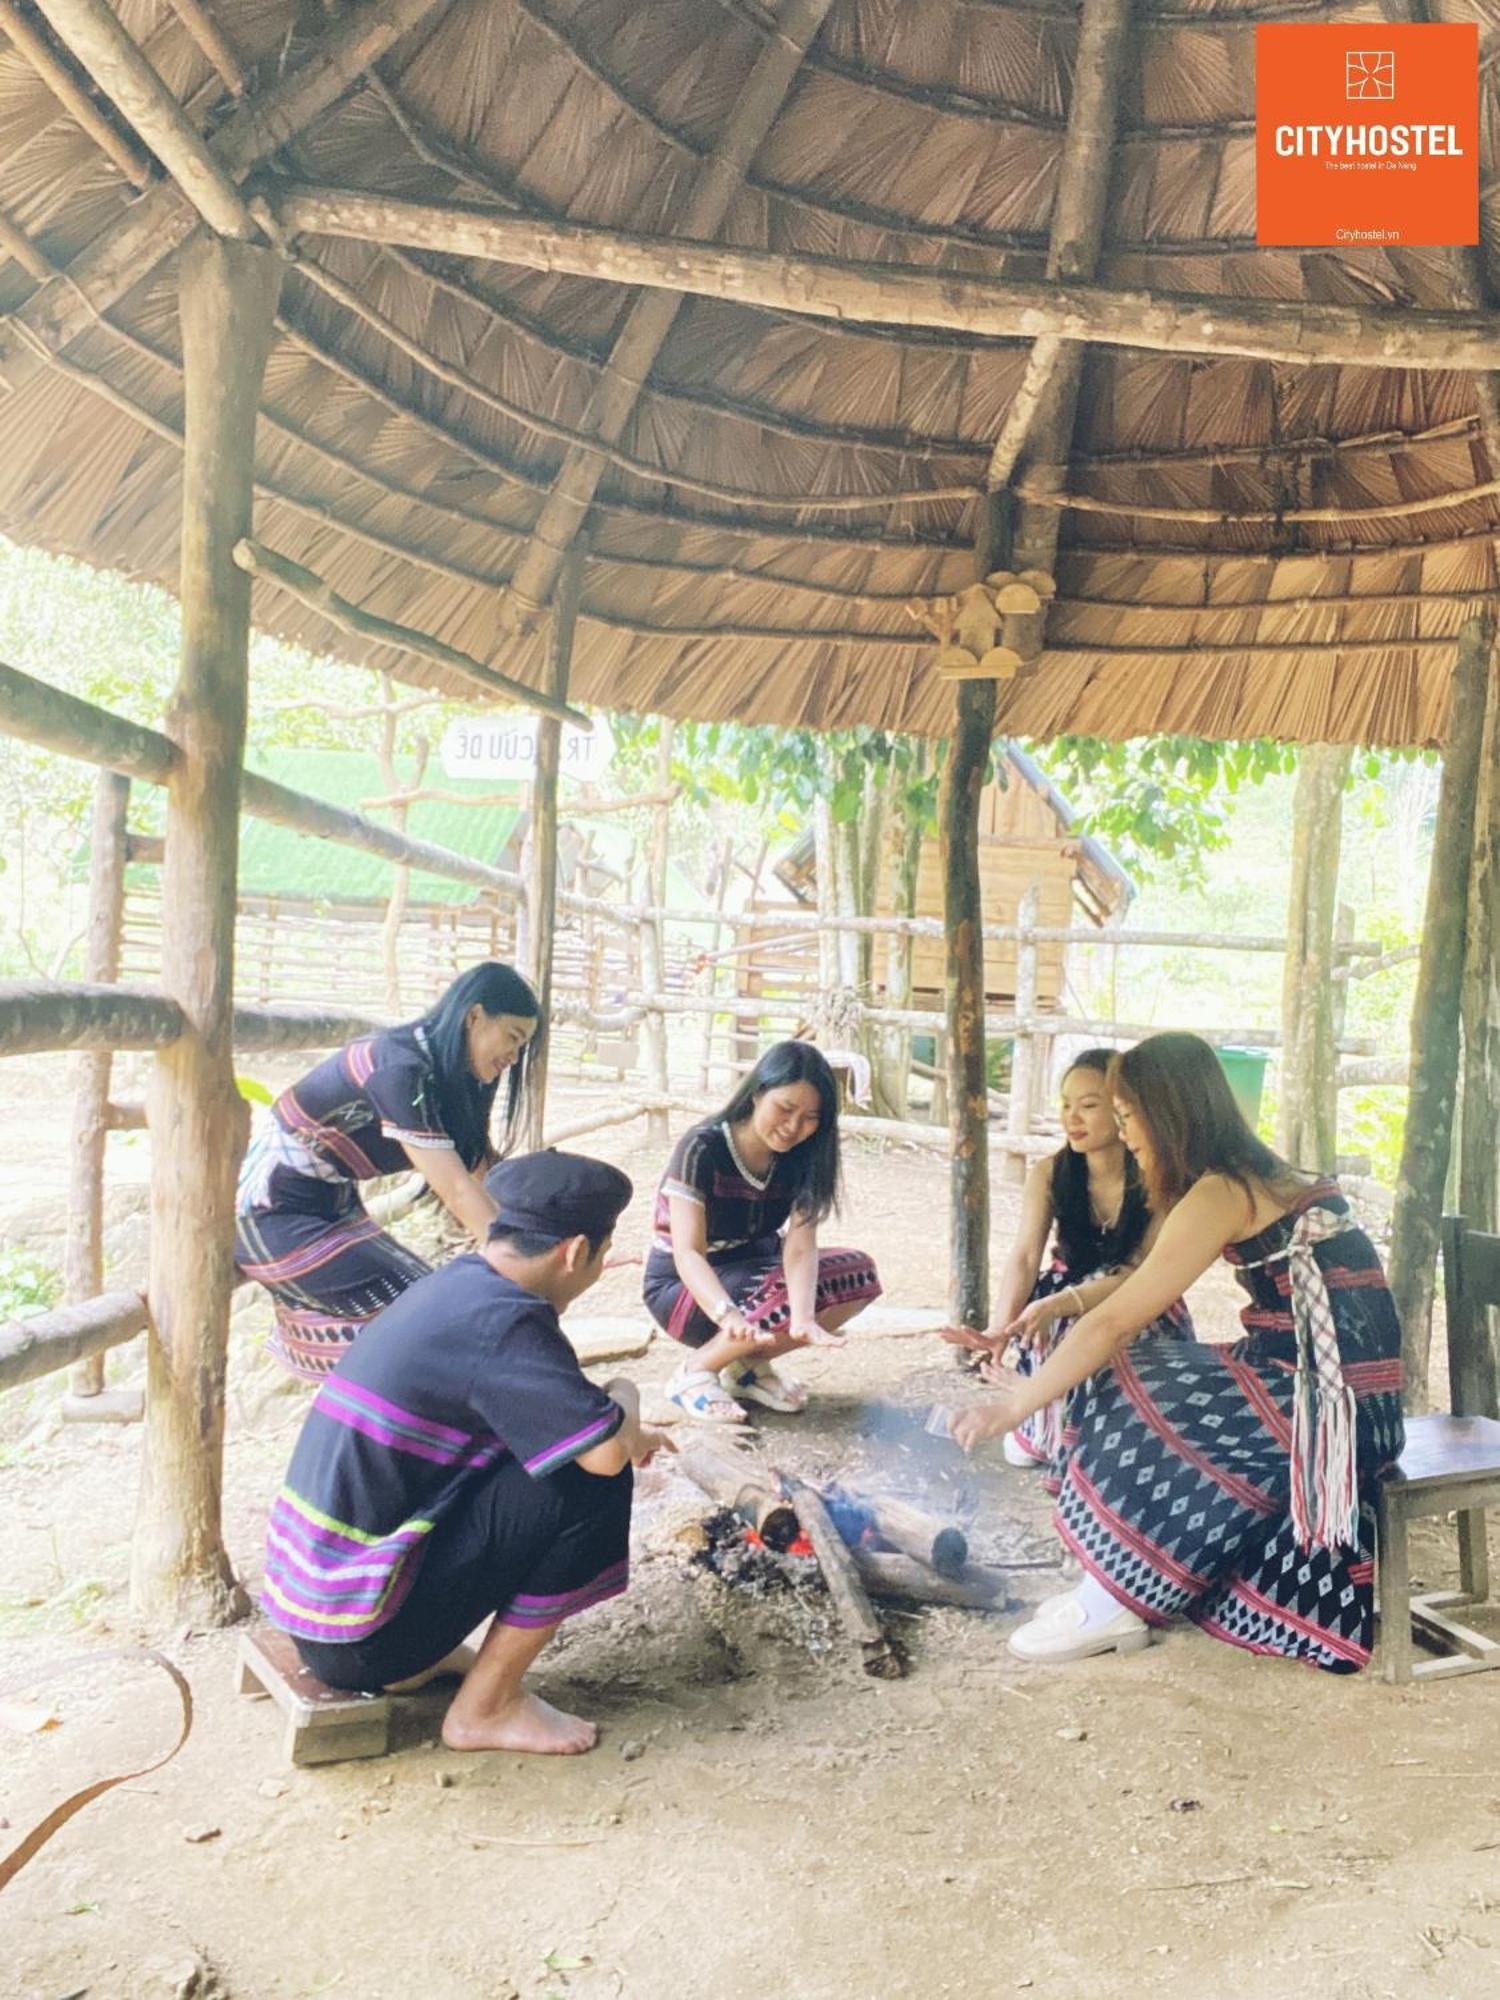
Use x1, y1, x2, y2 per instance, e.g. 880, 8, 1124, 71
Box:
2, 1055, 1499, 2000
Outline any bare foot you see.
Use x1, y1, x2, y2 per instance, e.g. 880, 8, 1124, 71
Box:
441, 1689, 599, 1755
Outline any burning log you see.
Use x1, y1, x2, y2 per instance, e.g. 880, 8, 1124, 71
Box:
674, 1438, 801, 1552
838, 1488, 969, 1578
852, 1552, 1009, 1612
782, 1477, 906, 1680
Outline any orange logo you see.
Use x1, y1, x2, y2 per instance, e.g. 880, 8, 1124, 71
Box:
1256, 23, 1477, 247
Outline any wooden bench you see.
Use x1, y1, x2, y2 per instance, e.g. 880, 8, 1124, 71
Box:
1376, 1218, 1500, 1685
236, 1626, 392, 1766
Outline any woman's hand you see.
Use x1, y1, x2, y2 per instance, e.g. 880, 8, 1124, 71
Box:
789, 1319, 848, 1349
716, 1306, 771, 1347
951, 1391, 1027, 1454
937, 1324, 1004, 1355
1000, 1295, 1064, 1350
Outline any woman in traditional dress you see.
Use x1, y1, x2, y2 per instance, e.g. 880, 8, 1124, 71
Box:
943, 1047, 1192, 1475
644, 1041, 882, 1421
235, 961, 542, 1380
953, 1032, 1404, 1671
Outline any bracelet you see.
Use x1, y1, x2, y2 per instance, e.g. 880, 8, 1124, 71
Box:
1066, 1285, 1085, 1317
709, 1296, 734, 1325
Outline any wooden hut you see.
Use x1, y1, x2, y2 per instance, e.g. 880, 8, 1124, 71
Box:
767, 744, 1131, 1012
0, 0, 1495, 1613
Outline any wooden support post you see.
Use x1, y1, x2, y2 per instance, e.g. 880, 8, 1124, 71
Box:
1389, 615, 1493, 1406
641, 722, 675, 1145
63, 771, 132, 1409
524, 542, 585, 1150
1004, 882, 1041, 1188
943, 487, 1004, 1330
1460, 665, 1500, 1247
130, 233, 282, 1627
1278, 744, 1352, 1172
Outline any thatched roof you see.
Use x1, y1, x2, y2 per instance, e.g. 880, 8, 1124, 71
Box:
0, 0, 1494, 747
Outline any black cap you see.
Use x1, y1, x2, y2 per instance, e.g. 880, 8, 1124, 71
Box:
484, 1148, 633, 1245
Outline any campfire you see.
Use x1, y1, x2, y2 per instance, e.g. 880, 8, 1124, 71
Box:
672, 1434, 1022, 1680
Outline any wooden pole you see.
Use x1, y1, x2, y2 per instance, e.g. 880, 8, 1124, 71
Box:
698, 835, 735, 1094
266, 179, 1500, 377
130, 233, 282, 1627
1004, 882, 1041, 1187
64, 772, 131, 1404
32, 0, 258, 238
642, 722, 675, 1145
374, 674, 428, 1017
0, 658, 528, 901
0, 1289, 149, 1394
232, 539, 592, 726
524, 542, 585, 1149
0, 982, 184, 1054
0, 0, 151, 187
1388, 615, 1494, 1406
164, 0, 245, 96
1459, 670, 1500, 1248
1277, 745, 1351, 1171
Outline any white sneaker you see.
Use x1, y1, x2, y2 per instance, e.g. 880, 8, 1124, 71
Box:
1002, 1431, 1039, 1468
1007, 1588, 1151, 1663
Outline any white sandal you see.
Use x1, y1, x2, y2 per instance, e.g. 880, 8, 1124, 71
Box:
720, 1360, 808, 1414
665, 1363, 746, 1424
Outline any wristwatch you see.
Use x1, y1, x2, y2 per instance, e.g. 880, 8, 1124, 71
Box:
709, 1296, 734, 1325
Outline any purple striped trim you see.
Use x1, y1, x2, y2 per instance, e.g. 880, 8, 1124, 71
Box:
268, 1499, 428, 1562
320, 1378, 472, 1449
317, 1399, 466, 1465
498, 1560, 629, 1630
344, 1039, 376, 1086
238, 1215, 382, 1283
523, 1408, 622, 1476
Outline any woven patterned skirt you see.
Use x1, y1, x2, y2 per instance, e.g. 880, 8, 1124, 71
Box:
1053, 1338, 1401, 1673
1007, 1265, 1194, 1485
235, 1201, 432, 1381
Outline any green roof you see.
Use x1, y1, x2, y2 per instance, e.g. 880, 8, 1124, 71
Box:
125, 750, 524, 906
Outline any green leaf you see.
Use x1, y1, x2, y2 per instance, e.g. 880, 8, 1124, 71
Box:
235, 1075, 274, 1106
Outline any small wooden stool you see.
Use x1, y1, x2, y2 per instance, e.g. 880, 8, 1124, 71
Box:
236, 1626, 391, 1766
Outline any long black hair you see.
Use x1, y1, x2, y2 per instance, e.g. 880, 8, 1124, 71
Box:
415, 961, 543, 1169
1049, 1047, 1150, 1272
715, 1040, 841, 1225
1110, 1032, 1297, 1214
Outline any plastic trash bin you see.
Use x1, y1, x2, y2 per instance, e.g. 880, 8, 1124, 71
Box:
1216, 1045, 1271, 1132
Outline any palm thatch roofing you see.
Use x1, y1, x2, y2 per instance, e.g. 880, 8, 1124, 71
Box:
0, 0, 1496, 748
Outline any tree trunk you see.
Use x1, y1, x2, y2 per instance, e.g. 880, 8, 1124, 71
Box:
524, 544, 585, 1149
642, 722, 675, 1143
812, 778, 838, 993
66, 770, 130, 1398
874, 749, 927, 1120
1004, 882, 1042, 1186
130, 234, 281, 1627
1388, 613, 1493, 1406
1278, 743, 1352, 1171
376, 674, 428, 1018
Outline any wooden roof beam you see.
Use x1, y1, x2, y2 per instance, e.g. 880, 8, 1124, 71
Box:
32, 0, 258, 238
499, 0, 838, 628
272, 186, 1500, 374
164, 0, 246, 98
0, 0, 456, 397
231, 538, 592, 726
0, 0, 152, 187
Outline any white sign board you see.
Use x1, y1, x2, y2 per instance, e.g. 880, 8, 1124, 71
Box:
440, 715, 614, 783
